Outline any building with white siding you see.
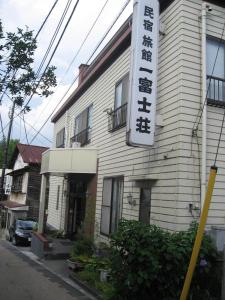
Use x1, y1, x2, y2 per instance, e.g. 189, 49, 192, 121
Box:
38, 0, 225, 242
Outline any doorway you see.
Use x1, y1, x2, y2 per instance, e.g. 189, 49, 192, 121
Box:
67, 180, 86, 239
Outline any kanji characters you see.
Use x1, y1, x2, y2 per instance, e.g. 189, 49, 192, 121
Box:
136, 117, 151, 133
142, 35, 153, 48
143, 20, 153, 32
139, 77, 152, 94
141, 49, 152, 62
138, 97, 151, 113
144, 6, 154, 19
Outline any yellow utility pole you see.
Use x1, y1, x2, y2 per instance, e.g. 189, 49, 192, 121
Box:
179, 166, 217, 300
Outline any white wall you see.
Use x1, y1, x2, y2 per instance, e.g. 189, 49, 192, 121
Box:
50, 0, 225, 238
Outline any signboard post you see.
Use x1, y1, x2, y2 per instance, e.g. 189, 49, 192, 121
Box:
127, 0, 159, 147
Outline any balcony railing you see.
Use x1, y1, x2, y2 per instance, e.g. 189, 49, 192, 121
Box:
108, 103, 127, 132
71, 127, 91, 146
207, 75, 225, 107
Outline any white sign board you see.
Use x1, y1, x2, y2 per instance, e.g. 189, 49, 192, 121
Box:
127, 0, 159, 147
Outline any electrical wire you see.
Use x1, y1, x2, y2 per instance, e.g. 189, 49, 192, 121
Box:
3, 92, 52, 143
36, 0, 72, 77
21, 0, 80, 113
29, 0, 111, 131
22, 113, 29, 145
34, 0, 59, 40
0, 0, 58, 105
28, 0, 131, 145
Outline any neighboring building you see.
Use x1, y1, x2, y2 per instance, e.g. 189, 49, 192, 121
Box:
8, 143, 48, 221
38, 0, 225, 242
0, 169, 12, 195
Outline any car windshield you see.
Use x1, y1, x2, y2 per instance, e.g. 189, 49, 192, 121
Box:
16, 220, 36, 230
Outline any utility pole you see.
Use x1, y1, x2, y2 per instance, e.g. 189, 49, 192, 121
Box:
0, 100, 16, 200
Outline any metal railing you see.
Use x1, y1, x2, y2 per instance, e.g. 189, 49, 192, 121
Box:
108, 103, 127, 132
71, 127, 91, 146
207, 75, 225, 106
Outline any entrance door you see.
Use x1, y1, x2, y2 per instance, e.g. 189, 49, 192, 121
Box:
67, 181, 86, 239
139, 188, 151, 224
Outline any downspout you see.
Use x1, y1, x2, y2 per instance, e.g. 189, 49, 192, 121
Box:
201, 3, 207, 209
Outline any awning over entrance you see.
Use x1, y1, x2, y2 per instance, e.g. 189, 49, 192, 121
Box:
41, 148, 97, 175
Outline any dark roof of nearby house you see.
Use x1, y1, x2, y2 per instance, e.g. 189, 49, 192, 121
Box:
52, 0, 225, 123
0, 200, 27, 209
9, 143, 48, 168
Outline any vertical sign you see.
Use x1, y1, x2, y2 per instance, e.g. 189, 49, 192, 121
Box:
127, 0, 159, 147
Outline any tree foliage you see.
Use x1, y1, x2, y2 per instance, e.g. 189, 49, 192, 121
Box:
0, 19, 57, 112
0, 139, 18, 168
108, 220, 222, 300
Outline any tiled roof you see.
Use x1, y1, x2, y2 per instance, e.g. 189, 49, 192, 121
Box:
17, 143, 48, 164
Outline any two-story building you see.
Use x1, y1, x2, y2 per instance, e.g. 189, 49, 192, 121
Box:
38, 0, 225, 243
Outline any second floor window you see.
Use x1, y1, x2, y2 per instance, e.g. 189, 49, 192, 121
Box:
207, 37, 225, 106
12, 175, 23, 192
108, 74, 129, 131
56, 128, 65, 148
71, 104, 93, 146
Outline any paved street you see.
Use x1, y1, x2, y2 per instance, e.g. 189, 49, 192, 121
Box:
0, 240, 95, 300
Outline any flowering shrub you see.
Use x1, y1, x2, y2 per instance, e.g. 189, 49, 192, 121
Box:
108, 220, 221, 300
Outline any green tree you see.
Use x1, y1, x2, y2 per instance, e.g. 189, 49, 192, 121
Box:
0, 139, 18, 168
0, 19, 57, 196
0, 20, 57, 110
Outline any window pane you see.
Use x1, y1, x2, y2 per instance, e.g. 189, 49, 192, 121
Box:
100, 206, 111, 235
122, 75, 129, 105
102, 178, 112, 206
115, 82, 123, 109
207, 38, 225, 78
110, 178, 123, 233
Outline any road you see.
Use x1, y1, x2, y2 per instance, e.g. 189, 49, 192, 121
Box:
0, 240, 94, 300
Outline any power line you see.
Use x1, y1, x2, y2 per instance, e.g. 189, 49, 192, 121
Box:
28, 0, 131, 145
36, 0, 72, 77
21, 0, 80, 113
34, 0, 59, 40
29, 0, 111, 130
1, 93, 52, 144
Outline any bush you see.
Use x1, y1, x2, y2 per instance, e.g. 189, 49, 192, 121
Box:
70, 237, 94, 260
108, 220, 221, 300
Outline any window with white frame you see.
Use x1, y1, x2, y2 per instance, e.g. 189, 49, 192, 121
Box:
56, 128, 65, 148
72, 104, 93, 146
108, 74, 129, 131
100, 177, 124, 236
207, 37, 225, 105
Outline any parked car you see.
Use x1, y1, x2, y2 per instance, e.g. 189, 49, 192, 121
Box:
9, 219, 37, 246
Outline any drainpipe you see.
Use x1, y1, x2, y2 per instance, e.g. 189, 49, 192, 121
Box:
65, 111, 70, 148
201, 3, 207, 209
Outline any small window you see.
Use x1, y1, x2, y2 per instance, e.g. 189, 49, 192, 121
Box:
100, 177, 124, 236
56, 128, 65, 148
72, 104, 93, 146
115, 74, 129, 109
12, 175, 23, 192
207, 37, 225, 106
108, 74, 129, 131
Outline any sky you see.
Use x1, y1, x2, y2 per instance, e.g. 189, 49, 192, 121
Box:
0, 0, 133, 147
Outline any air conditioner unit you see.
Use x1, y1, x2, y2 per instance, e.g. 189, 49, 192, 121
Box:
72, 142, 81, 148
